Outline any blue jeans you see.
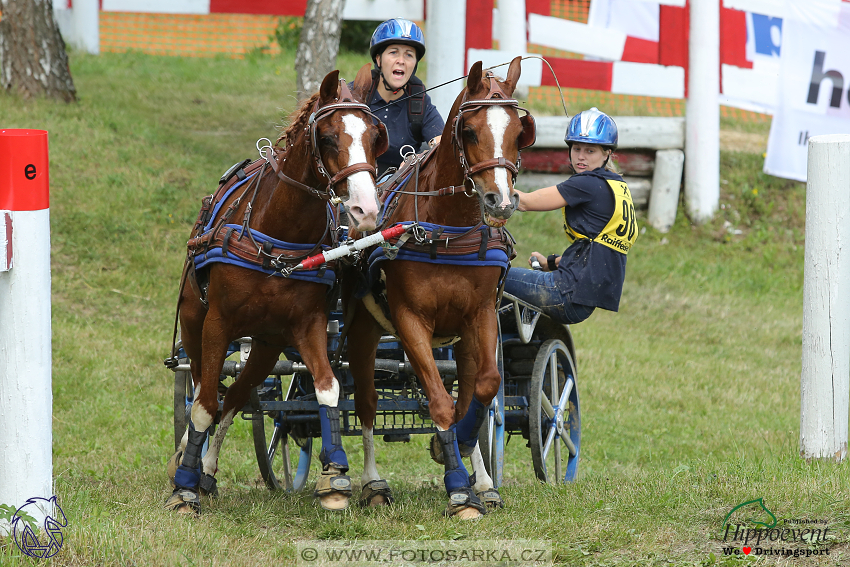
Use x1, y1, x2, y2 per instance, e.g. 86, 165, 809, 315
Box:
502, 268, 595, 325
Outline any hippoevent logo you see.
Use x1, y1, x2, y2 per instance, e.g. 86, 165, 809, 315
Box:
10, 496, 67, 559
718, 498, 832, 559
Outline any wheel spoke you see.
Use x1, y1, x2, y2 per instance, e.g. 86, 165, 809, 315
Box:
542, 423, 557, 461
554, 431, 562, 481
556, 378, 573, 412
559, 426, 577, 457
267, 424, 283, 462
541, 395, 555, 419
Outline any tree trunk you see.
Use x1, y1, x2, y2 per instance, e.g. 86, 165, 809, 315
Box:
294, 0, 343, 101
0, 0, 76, 102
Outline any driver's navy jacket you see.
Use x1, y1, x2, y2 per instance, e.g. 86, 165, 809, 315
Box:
367, 81, 444, 175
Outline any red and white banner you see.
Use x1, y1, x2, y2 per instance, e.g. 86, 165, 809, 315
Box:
99, 0, 424, 20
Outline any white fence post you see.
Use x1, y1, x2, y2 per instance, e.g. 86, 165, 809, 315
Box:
71, 0, 100, 55
648, 149, 684, 232
684, 0, 719, 223
0, 130, 53, 534
427, 0, 467, 121
800, 134, 850, 462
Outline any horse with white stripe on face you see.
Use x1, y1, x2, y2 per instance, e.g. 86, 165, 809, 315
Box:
343, 57, 535, 519
166, 65, 386, 514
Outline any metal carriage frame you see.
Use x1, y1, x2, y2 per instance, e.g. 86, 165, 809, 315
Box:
170, 291, 581, 492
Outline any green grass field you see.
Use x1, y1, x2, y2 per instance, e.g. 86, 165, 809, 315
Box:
0, 50, 847, 566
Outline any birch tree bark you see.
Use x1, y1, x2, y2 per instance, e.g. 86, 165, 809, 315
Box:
294, 0, 344, 101
0, 0, 76, 102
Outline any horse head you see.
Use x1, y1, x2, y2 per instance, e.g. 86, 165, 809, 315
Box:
311, 65, 386, 231
449, 57, 534, 228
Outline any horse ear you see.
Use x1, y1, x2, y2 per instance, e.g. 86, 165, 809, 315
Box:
351, 64, 373, 102
319, 70, 341, 104
466, 61, 483, 96
503, 56, 522, 97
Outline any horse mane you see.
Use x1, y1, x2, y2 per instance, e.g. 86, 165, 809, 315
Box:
276, 92, 320, 146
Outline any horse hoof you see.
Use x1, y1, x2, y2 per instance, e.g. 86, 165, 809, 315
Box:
359, 479, 394, 507
429, 434, 444, 465
315, 470, 353, 511
164, 488, 201, 516
167, 450, 183, 486
319, 492, 350, 511
454, 507, 484, 520
443, 488, 487, 519
476, 489, 504, 509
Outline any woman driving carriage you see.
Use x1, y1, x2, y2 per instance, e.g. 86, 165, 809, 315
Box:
506, 108, 638, 324
366, 18, 444, 176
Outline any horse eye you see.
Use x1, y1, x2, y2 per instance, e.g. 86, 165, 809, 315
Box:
462, 127, 477, 143
319, 135, 337, 148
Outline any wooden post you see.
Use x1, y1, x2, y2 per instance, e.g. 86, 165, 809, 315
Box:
685, 0, 719, 223
0, 130, 53, 533
648, 149, 684, 232
800, 134, 850, 462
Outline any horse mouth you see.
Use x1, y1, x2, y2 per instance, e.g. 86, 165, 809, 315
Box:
484, 215, 507, 228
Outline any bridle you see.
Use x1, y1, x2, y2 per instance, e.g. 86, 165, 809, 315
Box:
264, 79, 389, 204
450, 71, 536, 196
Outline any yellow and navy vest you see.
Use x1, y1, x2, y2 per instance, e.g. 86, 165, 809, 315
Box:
553, 168, 636, 312
563, 177, 638, 255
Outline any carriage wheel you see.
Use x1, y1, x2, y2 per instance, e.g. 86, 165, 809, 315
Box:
173, 357, 192, 451
528, 339, 580, 483
251, 378, 313, 492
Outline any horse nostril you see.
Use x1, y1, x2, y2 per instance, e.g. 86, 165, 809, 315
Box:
483, 193, 500, 210
351, 206, 364, 218
510, 192, 520, 210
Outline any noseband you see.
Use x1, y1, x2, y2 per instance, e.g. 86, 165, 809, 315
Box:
267, 79, 389, 203
451, 71, 536, 191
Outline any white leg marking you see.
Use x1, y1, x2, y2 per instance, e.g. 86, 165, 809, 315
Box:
469, 443, 494, 492
315, 377, 340, 407
178, 428, 189, 452
201, 408, 236, 476
342, 114, 379, 229
486, 106, 513, 208
361, 426, 381, 484
190, 382, 215, 431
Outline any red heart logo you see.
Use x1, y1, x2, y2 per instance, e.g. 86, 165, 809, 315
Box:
743, 547, 752, 555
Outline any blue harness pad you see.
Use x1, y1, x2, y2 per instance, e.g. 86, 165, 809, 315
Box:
356, 221, 511, 298
204, 172, 258, 233
193, 223, 335, 287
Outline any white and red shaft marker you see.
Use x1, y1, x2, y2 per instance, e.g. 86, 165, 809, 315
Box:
292, 223, 412, 271
0, 129, 53, 533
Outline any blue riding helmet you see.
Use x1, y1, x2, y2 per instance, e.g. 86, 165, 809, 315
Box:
370, 18, 426, 64
565, 107, 618, 149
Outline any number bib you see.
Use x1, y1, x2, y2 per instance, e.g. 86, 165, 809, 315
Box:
563, 179, 638, 254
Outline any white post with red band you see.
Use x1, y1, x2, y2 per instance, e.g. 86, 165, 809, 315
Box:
0, 129, 53, 533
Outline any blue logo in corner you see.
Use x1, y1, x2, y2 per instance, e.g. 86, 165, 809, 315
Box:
11, 496, 67, 559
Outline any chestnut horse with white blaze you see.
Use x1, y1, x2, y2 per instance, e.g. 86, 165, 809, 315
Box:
166, 65, 386, 514
343, 58, 534, 519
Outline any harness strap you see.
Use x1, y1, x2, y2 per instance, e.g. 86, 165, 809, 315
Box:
478, 228, 489, 261
430, 226, 444, 260
467, 156, 518, 177
329, 162, 376, 186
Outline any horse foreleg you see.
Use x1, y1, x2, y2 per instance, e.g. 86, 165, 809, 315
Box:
165, 311, 230, 516
199, 340, 282, 497
394, 314, 484, 519
347, 302, 393, 506
454, 315, 504, 509
298, 324, 352, 511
